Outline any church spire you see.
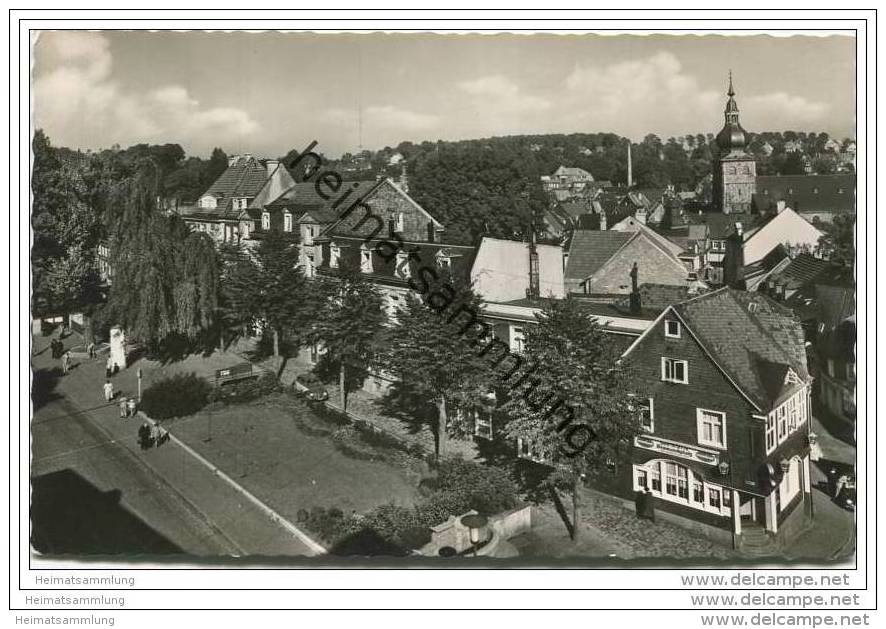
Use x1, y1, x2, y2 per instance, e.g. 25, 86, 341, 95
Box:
727, 69, 735, 97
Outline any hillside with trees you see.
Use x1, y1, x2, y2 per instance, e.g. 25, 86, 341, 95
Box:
325, 130, 853, 245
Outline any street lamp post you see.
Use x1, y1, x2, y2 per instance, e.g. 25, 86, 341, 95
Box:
460, 514, 488, 557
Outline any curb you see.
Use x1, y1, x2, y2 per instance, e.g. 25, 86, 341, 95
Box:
139, 411, 327, 556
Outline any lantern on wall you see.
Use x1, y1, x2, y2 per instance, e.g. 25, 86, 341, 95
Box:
718, 461, 730, 476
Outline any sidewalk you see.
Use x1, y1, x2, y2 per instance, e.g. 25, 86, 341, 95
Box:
33, 334, 319, 557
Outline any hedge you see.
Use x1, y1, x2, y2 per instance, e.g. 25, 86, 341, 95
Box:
139, 372, 211, 419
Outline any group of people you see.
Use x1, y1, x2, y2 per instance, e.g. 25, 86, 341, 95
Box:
138, 421, 169, 450
119, 396, 138, 418
43, 327, 171, 457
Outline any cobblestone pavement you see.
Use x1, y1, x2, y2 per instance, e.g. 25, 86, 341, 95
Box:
511, 491, 736, 561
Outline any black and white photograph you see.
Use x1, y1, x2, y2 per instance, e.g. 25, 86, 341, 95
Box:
27, 26, 859, 564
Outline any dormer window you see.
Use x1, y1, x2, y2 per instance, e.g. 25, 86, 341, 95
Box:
665, 320, 681, 339
283, 211, 293, 233
261, 212, 270, 231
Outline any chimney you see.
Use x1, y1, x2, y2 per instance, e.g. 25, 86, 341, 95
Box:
629, 262, 641, 314
266, 159, 279, 178
228, 154, 240, 167
776, 200, 786, 214
627, 142, 633, 188
399, 163, 409, 193
599, 212, 607, 231
635, 208, 647, 225
735, 221, 743, 238
528, 228, 540, 300
427, 221, 435, 243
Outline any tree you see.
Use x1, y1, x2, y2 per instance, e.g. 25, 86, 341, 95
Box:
222, 230, 310, 357
780, 151, 807, 175
382, 276, 492, 460
819, 214, 855, 268
101, 160, 220, 349
500, 298, 640, 541
316, 269, 386, 411
32, 130, 105, 326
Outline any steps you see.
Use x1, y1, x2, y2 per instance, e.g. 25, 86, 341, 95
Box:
740, 523, 780, 557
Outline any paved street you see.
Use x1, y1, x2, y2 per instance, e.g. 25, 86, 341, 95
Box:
30, 334, 317, 557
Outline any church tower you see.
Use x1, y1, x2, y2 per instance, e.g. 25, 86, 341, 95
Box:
713, 72, 756, 214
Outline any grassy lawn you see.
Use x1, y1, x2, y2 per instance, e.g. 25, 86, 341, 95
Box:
170, 394, 422, 524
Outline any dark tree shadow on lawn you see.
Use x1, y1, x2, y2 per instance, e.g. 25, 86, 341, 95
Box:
376, 381, 437, 437
145, 332, 220, 365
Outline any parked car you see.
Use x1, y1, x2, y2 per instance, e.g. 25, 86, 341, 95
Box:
294, 373, 329, 402
834, 474, 856, 512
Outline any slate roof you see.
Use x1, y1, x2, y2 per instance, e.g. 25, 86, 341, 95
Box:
564, 230, 632, 282
201, 156, 270, 217
753, 174, 856, 215
774, 253, 832, 289
673, 288, 810, 409
262, 180, 381, 216
615, 283, 705, 313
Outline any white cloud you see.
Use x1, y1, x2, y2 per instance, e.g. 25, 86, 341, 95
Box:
562, 52, 829, 139
365, 105, 439, 131
744, 92, 830, 127
458, 74, 551, 113
33, 31, 259, 154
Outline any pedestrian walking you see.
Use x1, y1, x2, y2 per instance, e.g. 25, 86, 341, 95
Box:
138, 422, 153, 450
87, 341, 96, 359
61, 350, 70, 374
106, 356, 113, 378
103, 379, 114, 402
119, 397, 128, 419
157, 425, 169, 447
127, 397, 137, 418
50, 339, 61, 359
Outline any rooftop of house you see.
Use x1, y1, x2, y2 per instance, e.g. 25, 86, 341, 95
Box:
753, 174, 856, 214
672, 288, 810, 409
263, 180, 382, 215
201, 156, 270, 217
769, 253, 833, 290
552, 165, 594, 179
615, 283, 706, 313
564, 230, 633, 282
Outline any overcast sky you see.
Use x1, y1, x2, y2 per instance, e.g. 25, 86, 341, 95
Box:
32, 31, 856, 159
